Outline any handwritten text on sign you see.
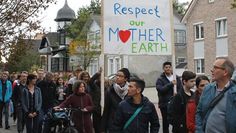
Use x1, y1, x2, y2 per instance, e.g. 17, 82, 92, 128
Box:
103, 0, 172, 55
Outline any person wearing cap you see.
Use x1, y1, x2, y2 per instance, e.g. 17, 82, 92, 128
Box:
101, 68, 130, 133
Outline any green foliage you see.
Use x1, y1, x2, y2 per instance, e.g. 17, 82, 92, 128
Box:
67, 0, 101, 70
173, 1, 188, 15
6, 37, 40, 73
0, 0, 56, 58
67, 0, 101, 40
232, 0, 236, 8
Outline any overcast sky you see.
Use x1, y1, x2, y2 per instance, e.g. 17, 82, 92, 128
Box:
39, 0, 191, 32
39, 0, 91, 32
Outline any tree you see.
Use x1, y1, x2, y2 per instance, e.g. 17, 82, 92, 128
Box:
6, 37, 40, 72
69, 40, 100, 70
232, 0, 236, 8
173, 0, 189, 15
67, 0, 101, 70
0, 0, 56, 58
67, 0, 101, 39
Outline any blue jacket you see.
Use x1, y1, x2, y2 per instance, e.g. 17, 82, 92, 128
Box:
196, 81, 236, 133
0, 80, 12, 103
21, 86, 42, 114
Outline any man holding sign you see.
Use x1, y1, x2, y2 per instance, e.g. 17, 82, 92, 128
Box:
156, 62, 182, 133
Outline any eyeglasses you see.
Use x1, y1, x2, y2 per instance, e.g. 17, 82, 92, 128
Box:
212, 65, 225, 70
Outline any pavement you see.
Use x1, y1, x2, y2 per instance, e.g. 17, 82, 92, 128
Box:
0, 87, 169, 133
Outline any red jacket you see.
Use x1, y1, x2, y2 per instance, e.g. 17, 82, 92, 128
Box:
186, 99, 196, 133
59, 93, 94, 133
186, 91, 201, 133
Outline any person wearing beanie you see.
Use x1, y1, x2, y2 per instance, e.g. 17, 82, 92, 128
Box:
101, 68, 130, 132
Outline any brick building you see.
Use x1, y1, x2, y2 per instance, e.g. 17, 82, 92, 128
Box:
182, 0, 236, 77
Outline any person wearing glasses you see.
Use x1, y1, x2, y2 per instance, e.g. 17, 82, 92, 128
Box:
186, 75, 209, 133
101, 68, 130, 133
196, 57, 236, 133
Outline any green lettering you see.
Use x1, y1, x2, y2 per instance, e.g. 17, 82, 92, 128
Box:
132, 42, 137, 53
153, 42, 159, 52
139, 42, 147, 52
148, 42, 153, 52
161, 43, 168, 52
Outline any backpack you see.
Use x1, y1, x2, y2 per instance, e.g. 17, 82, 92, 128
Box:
167, 93, 185, 125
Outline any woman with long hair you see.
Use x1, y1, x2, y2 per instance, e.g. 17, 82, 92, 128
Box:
56, 77, 66, 104
21, 74, 42, 133
186, 75, 210, 133
54, 80, 94, 133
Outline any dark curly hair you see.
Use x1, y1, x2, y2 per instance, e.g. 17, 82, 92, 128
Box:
26, 74, 37, 85
72, 80, 87, 94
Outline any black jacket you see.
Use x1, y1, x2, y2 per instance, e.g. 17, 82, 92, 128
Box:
89, 72, 101, 114
156, 73, 183, 108
101, 84, 124, 132
171, 89, 193, 133
12, 83, 26, 107
111, 96, 160, 133
37, 80, 57, 111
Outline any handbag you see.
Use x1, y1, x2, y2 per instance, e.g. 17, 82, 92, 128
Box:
123, 106, 143, 130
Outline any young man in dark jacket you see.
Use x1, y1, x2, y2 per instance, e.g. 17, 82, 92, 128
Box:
170, 71, 196, 133
101, 68, 130, 132
111, 78, 160, 133
12, 71, 28, 133
156, 61, 183, 133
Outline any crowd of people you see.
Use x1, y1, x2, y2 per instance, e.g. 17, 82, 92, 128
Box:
156, 57, 236, 133
0, 57, 235, 133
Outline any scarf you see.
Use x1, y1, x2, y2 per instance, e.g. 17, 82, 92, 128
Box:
113, 82, 129, 100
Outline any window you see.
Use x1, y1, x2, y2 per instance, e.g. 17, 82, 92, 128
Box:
177, 57, 186, 64
115, 58, 121, 71
89, 59, 98, 76
95, 31, 100, 43
194, 59, 205, 74
109, 59, 114, 75
88, 33, 94, 40
174, 30, 186, 45
216, 18, 227, 37
108, 57, 122, 75
194, 23, 204, 40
